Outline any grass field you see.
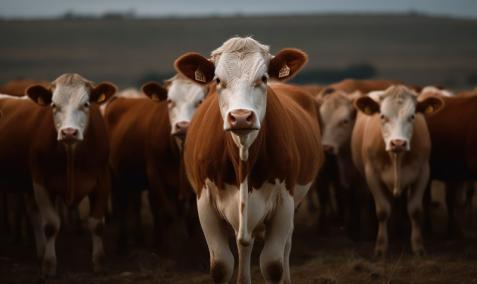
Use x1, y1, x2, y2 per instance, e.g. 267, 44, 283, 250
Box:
1, 13, 477, 89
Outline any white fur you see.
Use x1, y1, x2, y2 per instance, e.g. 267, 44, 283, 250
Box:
51, 83, 91, 141
0, 93, 29, 99
166, 76, 207, 135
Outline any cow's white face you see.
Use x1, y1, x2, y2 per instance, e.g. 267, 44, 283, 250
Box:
167, 78, 207, 137
51, 83, 91, 142
214, 51, 268, 134
319, 90, 357, 155
26, 73, 116, 145
174, 37, 308, 160
355, 85, 444, 153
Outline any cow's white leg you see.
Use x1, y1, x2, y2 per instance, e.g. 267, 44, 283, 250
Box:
365, 166, 390, 256
260, 190, 294, 284
33, 183, 60, 276
197, 189, 234, 284
25, 193, 45, 260
282, 229, 293, 284
88, 173, 110, 273
408, 164, 428, 256
237, 238, 254, 284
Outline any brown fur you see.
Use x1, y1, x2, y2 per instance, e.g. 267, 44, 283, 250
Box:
0, 79, 49, 97
185, 84, 323, 197
329, 79, 401, 93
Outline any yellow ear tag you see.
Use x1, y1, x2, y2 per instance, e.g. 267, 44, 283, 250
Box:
151, 94, 160, 101
364, 106, 372, 115
195, 69, 206, 83
37, 96, 46, 106
97, 93, 106, 103
425, 105, 434, 114
278, 64, 291, 78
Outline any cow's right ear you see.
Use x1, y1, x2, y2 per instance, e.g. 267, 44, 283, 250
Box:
174, 52, 215, 85
141, 82, 168, 102
26, 85, 52, 106
354, 96, 380, 116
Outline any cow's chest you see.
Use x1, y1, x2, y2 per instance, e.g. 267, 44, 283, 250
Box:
204, 179, 305, 238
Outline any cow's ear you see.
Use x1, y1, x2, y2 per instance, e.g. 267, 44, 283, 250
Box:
26, 84, 53, 106
90, 82, 117, 104
417, 96, 444, 115
142, 81, 168, 102
269, 48, 307, 81
175, 52, 215, 85
354, 96, 380, 116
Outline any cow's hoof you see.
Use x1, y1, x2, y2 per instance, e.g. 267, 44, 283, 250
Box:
374, 247, 387, 258
41, 259, 57, 277
413, 247, 425, 257
93, 254, 105, 273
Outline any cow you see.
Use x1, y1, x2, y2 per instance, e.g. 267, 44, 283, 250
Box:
0, 73, 116, 276
421, 89, 477, 237
328, 78, 402, 94
351, 85, 444, 256
176, 37, 323, 283
313, 88, 366, 236
104, 74, 208, 249
0, 79, 49, 97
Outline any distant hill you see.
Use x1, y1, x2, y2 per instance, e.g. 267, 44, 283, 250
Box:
1, 14, 476, 89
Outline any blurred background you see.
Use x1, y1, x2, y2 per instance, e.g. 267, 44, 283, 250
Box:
1, 0, 476, 89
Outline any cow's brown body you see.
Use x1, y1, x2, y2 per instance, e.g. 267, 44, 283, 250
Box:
185, 85, 322, 196
105, 96, 184, 247
329, 78, 401, 93
0, 79, 48, 97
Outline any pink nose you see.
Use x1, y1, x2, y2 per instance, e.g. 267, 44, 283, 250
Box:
322, 144, 335, 154
227, 109, 255, 132
60, 128, 79, 141
390, 139, 407, 152
174, 121, 190, 136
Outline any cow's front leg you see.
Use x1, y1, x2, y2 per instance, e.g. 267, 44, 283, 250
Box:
88, 173, 110, 273
260, 189, 294, 284
408, 165, 428, 256
197, 189, 234, 284
365, 167, 390, 257
237, 237, 254, 284
25, 193, 45, 260
33, 183, 60, 277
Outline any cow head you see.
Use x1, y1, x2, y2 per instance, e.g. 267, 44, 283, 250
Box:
317, 89, 360, 155
26, 73, 116, 145
355, 85, 443, 153
142, 75, 207, 140
174, 37, 307, 160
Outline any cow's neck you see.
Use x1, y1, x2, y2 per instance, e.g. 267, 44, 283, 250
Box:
65, 144, 76, 206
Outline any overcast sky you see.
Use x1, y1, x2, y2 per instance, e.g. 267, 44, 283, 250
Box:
1, 0, 477, 19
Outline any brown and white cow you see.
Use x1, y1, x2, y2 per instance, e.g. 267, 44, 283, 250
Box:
104, 74, 208, 248
0, 73, 116, 276
351, 85, 443, 256
176, 37, 323, 283
421, 90, 477, 236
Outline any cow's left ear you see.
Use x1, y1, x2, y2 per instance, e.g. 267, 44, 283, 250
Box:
175, 52, 215, 85
269, 48, 308, 81
26, 84, 53, 106
90, 82, 117, 104
354, 96, 380, 116
141, 81, 168, 102
417, 96, 445, 115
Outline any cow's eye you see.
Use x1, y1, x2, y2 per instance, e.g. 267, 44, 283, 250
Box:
215, 78, 221, 84
410, 114, 416, 120
380, 114, 388, 122
84, 102, 90, 108
341, 118, 349, 125
261, 75, 268, 83
196, 99, 203, 107
51, 103, 56, 109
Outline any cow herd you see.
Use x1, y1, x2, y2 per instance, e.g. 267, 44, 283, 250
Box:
0, 36, 476, 283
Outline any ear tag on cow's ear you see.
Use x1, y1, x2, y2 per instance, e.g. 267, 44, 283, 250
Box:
195, 69, 206, 83
97, 93, 106, 103
278, 64, 291, 78
151, 93, 160, 101
38, 96, 46, 106
364, 106, 372, 115
425, 105, 434, 114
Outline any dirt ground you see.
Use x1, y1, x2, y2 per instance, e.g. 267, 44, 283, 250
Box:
1, 194, 477, 284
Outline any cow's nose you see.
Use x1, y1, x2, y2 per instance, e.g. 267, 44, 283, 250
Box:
322, 144, 335, 154
390, 139, 407, 152
60, 128, 79, 141
174, 121, 190, 136
227, 109, 255, 131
